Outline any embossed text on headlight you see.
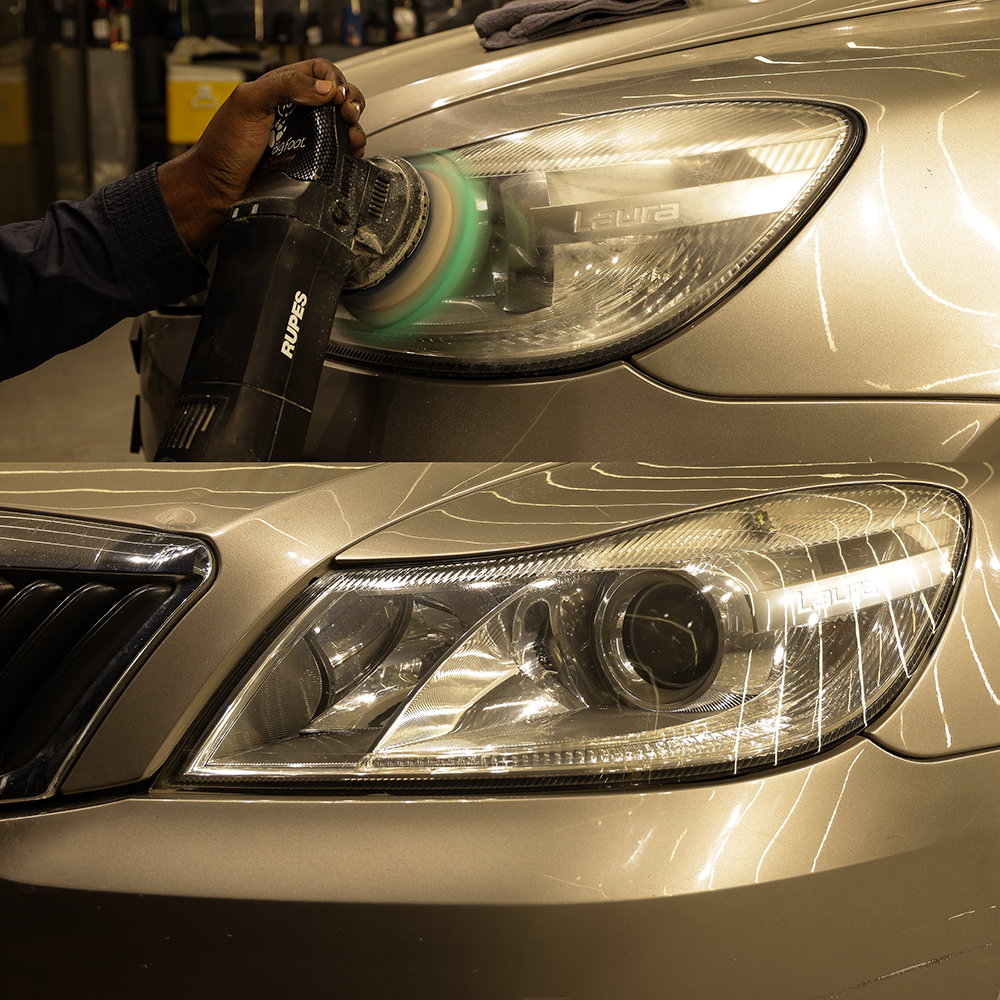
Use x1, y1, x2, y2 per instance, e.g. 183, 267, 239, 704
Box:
179, 485, 965, 790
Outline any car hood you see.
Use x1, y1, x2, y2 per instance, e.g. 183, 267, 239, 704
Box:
0, 463, 547, 551
0, 459, 982, 561
344, 0, 946, 133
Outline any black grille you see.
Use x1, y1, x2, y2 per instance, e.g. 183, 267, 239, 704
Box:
0, 571, 176, 773
0, 512, 214, 801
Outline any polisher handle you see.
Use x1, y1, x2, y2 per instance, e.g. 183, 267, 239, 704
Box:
155, 217, 353, 461
155, 104, 359, 462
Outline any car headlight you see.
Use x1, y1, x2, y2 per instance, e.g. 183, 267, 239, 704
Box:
178, 484, 965, 791
331, 101, 862, 375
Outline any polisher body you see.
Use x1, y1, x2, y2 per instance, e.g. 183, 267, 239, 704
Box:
156, 104, 427, 462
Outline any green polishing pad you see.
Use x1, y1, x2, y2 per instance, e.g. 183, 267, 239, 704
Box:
342, 152, 488, 330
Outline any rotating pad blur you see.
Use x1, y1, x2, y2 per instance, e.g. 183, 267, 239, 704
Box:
341, 154, 488, 329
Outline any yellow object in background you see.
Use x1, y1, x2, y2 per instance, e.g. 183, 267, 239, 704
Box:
0, 65, 31, 146
167, 63, 244, 145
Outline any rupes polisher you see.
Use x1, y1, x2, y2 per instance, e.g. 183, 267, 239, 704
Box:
155, 102, 485, 462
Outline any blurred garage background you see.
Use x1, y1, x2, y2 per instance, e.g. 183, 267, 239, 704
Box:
0, 0, 490, 459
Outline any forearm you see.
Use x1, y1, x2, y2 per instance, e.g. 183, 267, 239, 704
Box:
157, 149, 232, 252
0, 166, 207, 381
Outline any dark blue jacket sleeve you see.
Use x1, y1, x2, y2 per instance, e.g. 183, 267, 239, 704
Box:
0, 163, 209, 381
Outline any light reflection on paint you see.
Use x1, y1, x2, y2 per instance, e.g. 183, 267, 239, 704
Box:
755, 767, 814, 884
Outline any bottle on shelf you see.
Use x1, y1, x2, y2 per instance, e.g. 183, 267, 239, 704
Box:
110, 0, 131, 50
341, 0, 365, 47
364, 2, 386, 46
55, 0, 79, 44
303, 9, 323, 57
91, 0, 111, 45
391, 0, 424, 43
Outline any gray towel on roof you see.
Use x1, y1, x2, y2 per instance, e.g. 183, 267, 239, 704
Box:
475, 0, 687, 50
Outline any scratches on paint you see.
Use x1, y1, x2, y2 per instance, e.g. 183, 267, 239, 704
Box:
812, 943, 993, 998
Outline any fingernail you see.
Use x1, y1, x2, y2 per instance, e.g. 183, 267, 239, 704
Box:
315, 79, 333, 95
337, 84, 347, 99
351, 100, 362, 115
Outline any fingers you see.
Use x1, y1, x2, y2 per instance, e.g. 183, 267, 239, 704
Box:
348, 123, 367, 157
333, 81, 367, 156
237, 59, 366, 155
234, 60, 358, 115
333, 80, 365, 121
164, 58, 369, 245
281, 58, 348, 107
329, 78, 366, 156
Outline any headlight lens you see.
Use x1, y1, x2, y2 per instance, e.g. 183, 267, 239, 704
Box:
331, 101, 861, 375
180, 484, 965, 790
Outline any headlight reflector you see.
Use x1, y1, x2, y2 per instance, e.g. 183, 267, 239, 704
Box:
180, 484, 965, 790
597, 570, 724, 709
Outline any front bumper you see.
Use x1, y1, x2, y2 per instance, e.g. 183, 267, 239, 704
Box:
2, 736, 999, 998
3, 461, 999, 997
135, 319, 1000, 463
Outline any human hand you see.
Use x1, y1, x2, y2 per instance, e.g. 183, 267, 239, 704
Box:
159, 59, 366, 250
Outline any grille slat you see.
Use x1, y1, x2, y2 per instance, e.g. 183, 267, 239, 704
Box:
0, 583, 125, 745
0, 511, 214, 802
0, 581, 67, 670
1, 583, 175, 773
